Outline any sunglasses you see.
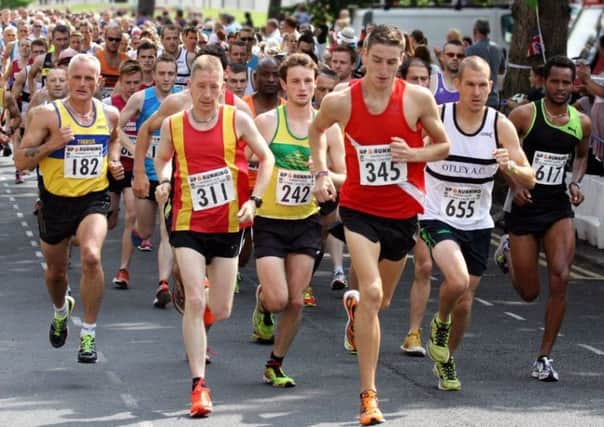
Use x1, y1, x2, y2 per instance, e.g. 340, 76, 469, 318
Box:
240, 37, 254, 42
107, 37, 122, 43
445, 52, 464, 59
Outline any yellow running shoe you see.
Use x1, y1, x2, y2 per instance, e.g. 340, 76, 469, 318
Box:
359, 389, 384, 425
400, 330, 426, 357
303, 286, 317, 307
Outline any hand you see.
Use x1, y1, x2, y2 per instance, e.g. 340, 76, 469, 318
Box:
576, 63, 590, 83
312, 175, 336, 203
48, 127, 74, 151
0, 131, 9, 144
493, 148, 516, 173
154, 182, 170, 205
237, 199, 255, 224
512, 188, 533, 207
132, 172, 150, 198
569, 183, 584, 206
390, 137, 415, 162
108, 160, 124, 180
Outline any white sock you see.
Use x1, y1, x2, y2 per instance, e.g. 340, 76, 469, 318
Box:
80, 323, 96, 338
53, 302, 68, 318
343, 289, 360, 301
334, 266, 344, 275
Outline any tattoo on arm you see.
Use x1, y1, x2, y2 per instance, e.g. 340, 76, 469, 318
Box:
25, 147, 40, 158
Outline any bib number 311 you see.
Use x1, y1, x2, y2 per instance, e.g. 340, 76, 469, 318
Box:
189, 167, 235, 211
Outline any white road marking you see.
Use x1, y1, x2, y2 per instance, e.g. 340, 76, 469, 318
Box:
13, 204, 19, 210
120, 393, 139, 410
8, 196, 15, 201
16, 212, 23, 218
20, 221, 28, 227
71, 316, 82, 327
474, 297, 494, 306
577, 344, 604, 355
139, 422, 154, 427
30, 241, 38, 247
41, 262, 47, 270
25, 230, 33, 237
106, 370, 123, 385
5, 189, 11, 194
35, 251, 42, 258
504, 312, 526, 321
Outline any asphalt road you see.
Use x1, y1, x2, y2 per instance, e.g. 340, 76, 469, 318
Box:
1, 157, 603, 427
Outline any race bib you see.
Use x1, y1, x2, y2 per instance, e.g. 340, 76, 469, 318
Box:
441, 186, 482, 220
188, 167, 235, 211
120, 146, 133, 159
64, 145, 103, 179
356, 144, 407, 186
146, 135, 160, 159
532, 151, 568, 186
276, 169, 313, 206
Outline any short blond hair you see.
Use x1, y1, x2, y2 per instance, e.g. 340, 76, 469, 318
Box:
190, 54, 224, 82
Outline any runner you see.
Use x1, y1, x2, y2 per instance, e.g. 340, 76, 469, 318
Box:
225, 62, 248, 98
420, 56, 534, 391
95, 23, 128, 99
28, 24, 70, 92
497, 55, 591, 382
118, 54, 179, 306
15, 53, 123, 363
309, 25, 450, 425
430, 40, 463, 105
153, 54, 273, 417
251, 52, 343, 384
135, 40, 157, 89
105, 60, 143, 289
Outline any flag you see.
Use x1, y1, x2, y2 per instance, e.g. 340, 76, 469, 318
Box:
527, 0, 538, 9
527, 31, 543, 57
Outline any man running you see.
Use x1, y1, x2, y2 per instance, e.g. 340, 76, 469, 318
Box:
498, 55, 591, 381
15, 54, 122, 364
154, 55, 273, 417
118, 54, 179, 306
420, 56, 534, 391
252, 52, 343, 385
309, 25, 450, 425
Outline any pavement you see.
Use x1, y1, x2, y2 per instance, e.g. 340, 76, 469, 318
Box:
1, 156, 604, 427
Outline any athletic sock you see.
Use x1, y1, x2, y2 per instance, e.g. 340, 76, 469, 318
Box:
312, 248, 325, 275
80, 322, 96, 338
334, 266, 344, 275
266, 352, 284, 368
53, 301, 68, 318
192, 377, 204, 390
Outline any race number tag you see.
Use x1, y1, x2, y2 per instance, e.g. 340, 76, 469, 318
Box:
356, 144, 407, 186
532, 151, 568, 186
64, 145, 103, 179
146, 135, 160, 159
276, 169, 313, 206
188, 167, 235, 211
441, 186, 482, 220
120, 146, 133, 158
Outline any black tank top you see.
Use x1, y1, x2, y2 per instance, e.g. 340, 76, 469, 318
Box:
522, 99, 582, 205
41, 52, 54, 87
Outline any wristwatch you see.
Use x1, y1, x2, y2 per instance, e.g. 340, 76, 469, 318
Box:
250, 195, 263, 208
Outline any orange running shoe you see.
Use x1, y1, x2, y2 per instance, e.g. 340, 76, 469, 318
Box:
303, 286, 317, 307
112, 268, 129, 289
153, 280, 171, 308
359, 389, 384, 426
190, 382, 213, 417
343, 290, 359, 353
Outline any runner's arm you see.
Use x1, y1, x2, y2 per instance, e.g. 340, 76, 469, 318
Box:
153, 118, 175, 205
28, 55, 43, 96
15, 106, 66, 170
495, 114, 535, 189
118, 91, 142, 156
11, 68, 25, 100
308, 92, 343, 176
134, 98, 174, 176
105, 106, 125, 180
571, 114, 591, 186
234, 94, 253, 117
242, 111, 274, 199
324, 123, 346, 188
4, 92, 22, 132
410, 89, 449, 162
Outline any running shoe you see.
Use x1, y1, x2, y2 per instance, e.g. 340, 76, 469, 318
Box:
531, 356, 559, 382
343, 290, 359, 353
400, 330, 426, 357
112, 268, 129, 289
251, 285, 275, 343
15, 171, 23, 184
190, 381, 213, 417
49, 295, 75, 348
130, 230, 143, 247
427, 313, 452, 364
138, 239, 153, 252
330, 271, 348, 290
263, 365, 296, 387
359, 389, 384, 426
494, 234, 510, 274
303, 286, 317, 307
153, 280, 172, 308
77, 334, 97, 363
33, 199, 41, 216
433, 357, 462, 391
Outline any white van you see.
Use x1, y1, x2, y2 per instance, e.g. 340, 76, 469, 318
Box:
352, 7, 513, 50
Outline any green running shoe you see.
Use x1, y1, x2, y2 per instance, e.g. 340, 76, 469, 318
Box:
78, 334, 97, 363
251, 285, 274, 344
433, 357, 462, 391
427, 313, 452, 363
263, 365, 296, 388
49, 296, 75, 348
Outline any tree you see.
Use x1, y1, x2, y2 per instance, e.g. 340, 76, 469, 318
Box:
268, 0, 281, 19
138, 0, 156, 18
1, 0, 33, 7
503, 0, 570, 98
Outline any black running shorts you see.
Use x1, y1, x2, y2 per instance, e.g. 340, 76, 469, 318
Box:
420, 219, 492, 277
339, 206, 417, 262
108, 170, 133, 194
170, 230, 244, 264
253, 214, 322, 258
38, 188, 111, 245
508, 200, 573, 238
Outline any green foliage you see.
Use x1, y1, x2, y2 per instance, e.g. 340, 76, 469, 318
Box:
1, 0, 34, 7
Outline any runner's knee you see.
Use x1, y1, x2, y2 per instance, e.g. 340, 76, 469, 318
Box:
80, 246, 102, 270
361, 284, 383, 311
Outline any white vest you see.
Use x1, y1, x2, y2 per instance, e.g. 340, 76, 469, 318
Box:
174, 47, 191, 89
421, 103, 499, 230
